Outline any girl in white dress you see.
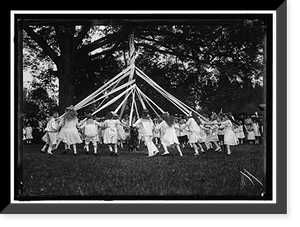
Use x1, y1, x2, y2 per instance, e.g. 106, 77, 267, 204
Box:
57, 106, 82, 156
155, 112, 183, 156
80, 113, 103, 155
246, 123, 255, 143
103, 112, 127, 156
180, 112, 205, 155
235, 120, 245, 144
252, 119, 261, 144
219, 114, 238, 155
115, 115, 126, 148
153, 118, 161, 148
204, 123, 221, 152
132, 109, 159, 157
25, 123, 33, 144
178, 118, 188, 148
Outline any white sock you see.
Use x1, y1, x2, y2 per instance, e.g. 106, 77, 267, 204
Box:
41, 144, 47, 152
47, 146, 52, 154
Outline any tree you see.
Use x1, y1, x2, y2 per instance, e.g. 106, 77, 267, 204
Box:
23, 19, 266, 116
23, 23, 126, 114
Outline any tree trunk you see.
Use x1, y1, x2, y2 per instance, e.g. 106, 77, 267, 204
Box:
57, 26, 76, 114
58, 70, 75, 114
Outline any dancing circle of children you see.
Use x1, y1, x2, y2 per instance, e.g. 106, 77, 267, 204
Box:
154, 112, 183, 156
132, 109, 159, 157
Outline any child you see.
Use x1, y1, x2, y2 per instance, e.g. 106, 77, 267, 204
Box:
132, 109, 159, 157
153, 118, 161, 148
235, 120, 245, 144
252, 118, 261, 144
219, 114, 239, 155
23, 126, 26, 142
180, 112, 205, 155
205, 121, 221, 152
25, 123, 33, 144
80, 113, 103, 155
246, 123, 255, 144
56, 106, 83, 156
178, 118, 188, 148
41, 111, 59, 155
115, 115, 126, 148
216, 115, 225, 151
156, 112, 183, 156
103, 112, 127, 156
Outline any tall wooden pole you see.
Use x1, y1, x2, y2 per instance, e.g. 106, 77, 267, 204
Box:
119, 30, 136, 121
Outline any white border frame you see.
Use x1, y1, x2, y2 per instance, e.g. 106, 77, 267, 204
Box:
10, 10, 277, 205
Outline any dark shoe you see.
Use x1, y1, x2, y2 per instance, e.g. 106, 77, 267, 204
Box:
74, 153, 77, 156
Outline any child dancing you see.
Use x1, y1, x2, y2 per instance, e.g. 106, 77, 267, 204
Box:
56, 106, 82, 156
80, 113, 103, 156
41, 111, 59, 155
180, 112, 205, 155
132, 109, 159, 157
219, 114, 239, 155
155, 112, 183, 156
103, 112, 127, 156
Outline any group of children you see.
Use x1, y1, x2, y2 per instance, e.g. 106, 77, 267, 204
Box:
39, 106, 262, 157
40, 106, 125, 156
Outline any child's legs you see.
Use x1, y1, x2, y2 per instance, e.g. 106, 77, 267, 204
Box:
192, 143, 199, 153
85, 140, 90, 151
161, 143, 169, 153
41, 143, 48, 151
226, 144, 231, 154
213, 141, 220, 149
176, 144, 183, 155
92, 140, 98, 152
145, 136, 157, 156
72, 144, 77, 153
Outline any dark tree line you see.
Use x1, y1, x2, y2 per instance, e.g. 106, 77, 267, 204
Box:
22, 19, 266, 118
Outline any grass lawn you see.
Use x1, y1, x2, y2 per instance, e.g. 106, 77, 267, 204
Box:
20, 142, 268, 200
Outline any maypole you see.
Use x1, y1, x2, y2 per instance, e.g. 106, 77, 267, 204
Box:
119, 30, 137, 123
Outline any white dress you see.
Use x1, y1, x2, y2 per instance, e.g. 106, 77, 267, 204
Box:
57, 118, 82, 145
83, 119, 102, 144
25, 126, 33, 139
252, 122, 261, 137
246, 123, 256, 140
42, 117, 59, 145
222, 120, 238, 146
133, 118, 158, 156
103, 119, 120, 144
156, 121, 179, 146
182, 118, 201, 143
